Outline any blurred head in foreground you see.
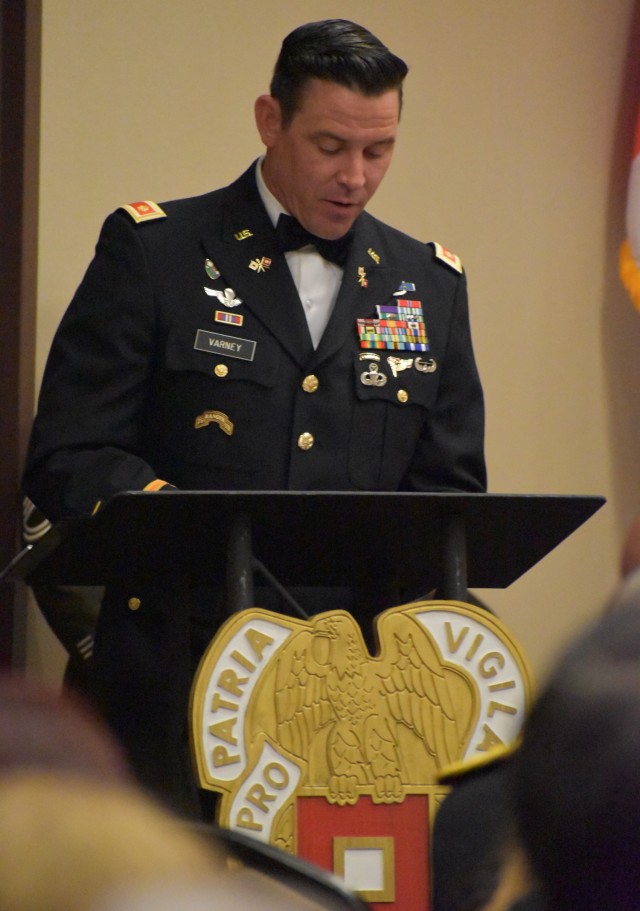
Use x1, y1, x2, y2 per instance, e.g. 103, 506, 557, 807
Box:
514, 581, 640, 911
0, 771, 224, 911
0, 673, 130, 781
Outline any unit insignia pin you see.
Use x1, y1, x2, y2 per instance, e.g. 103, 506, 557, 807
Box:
235, 229, 253, 241
367, 247, 380, 264
358, 266, 368, 288
204, 259, 221, 281
249, 257, 272, 273
204, 287, 243, 308
360, 361, 387, 387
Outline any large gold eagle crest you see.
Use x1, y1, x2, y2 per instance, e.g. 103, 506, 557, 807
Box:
190, 600, 531, 857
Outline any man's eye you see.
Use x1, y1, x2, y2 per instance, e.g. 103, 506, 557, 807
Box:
365, 147, 389, 160
319, 145, 341, 155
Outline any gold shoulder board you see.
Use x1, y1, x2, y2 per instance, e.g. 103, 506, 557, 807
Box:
120, 200, 167, 223
432, 241, 463, 274
436, 739, 520, 785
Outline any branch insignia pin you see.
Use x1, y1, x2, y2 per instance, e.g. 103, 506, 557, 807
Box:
249, 257, 272, 273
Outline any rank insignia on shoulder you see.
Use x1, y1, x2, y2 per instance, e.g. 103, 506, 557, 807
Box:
432, 241, 463, 273
120, 201, 167, 223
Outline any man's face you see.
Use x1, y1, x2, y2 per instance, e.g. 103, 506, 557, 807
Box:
257, 79, 400, 239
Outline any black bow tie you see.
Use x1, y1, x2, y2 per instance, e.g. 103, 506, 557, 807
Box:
275, 214, 353, 267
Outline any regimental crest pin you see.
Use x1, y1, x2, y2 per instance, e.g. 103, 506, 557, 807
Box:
191, 600, 532, 910
205, 259, 221, 281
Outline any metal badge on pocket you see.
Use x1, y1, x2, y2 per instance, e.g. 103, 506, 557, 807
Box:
360, 362, 387, 387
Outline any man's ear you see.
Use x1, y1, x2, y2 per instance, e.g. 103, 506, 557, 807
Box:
254, 94, 283, 147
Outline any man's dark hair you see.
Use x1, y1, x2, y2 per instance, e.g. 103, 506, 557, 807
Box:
432, 762, 517, 911
513, 588, 640, 911
270, 19, 408, 126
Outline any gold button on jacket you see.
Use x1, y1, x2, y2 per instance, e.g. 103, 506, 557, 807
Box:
298, 432, 314, 450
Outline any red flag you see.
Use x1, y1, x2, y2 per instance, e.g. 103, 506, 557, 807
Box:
620, 108, 640, 310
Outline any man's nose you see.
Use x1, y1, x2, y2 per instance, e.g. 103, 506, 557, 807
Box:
337, 153, 366, 190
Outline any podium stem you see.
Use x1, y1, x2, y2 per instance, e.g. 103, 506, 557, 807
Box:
442, 513, 468, 601
226, 513, 254, 612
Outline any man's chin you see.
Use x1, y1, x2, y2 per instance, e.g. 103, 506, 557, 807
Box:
312, 216, 358, 240
308, 201, 362, 238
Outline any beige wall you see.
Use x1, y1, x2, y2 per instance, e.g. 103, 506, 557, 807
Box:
26, 0, 640, 684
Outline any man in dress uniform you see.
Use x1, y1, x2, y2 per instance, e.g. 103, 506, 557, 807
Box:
22, 19, 486, 813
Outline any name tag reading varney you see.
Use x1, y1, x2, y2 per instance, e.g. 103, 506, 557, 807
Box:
194, 329, 256, 362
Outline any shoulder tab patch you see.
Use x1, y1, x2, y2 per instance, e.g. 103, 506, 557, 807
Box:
120, 200, 167, 223
432, 241, 463, 274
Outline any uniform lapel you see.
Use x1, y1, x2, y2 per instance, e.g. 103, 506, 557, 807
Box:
200, 167, 314, 368
311, 214, 402, 367
200, 171, 406, 370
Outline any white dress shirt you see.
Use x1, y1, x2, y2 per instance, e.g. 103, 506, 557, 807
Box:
256, 158, 343, 349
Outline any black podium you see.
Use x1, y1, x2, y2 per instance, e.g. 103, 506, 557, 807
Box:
2, 491, 605, 815
6, 489, 606, 596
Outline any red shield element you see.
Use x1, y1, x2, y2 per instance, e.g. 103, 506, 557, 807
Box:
297, 794, 430, 911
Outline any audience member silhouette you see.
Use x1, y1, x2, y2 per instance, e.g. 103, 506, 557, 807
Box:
0, 673, 130, 781
0, 771, 224, 911
432, 746, 544, 911
513, 575, 640, 911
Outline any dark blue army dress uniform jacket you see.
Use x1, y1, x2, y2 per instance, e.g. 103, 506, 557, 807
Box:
22, 162, 486, 813
24, 162, 485, 517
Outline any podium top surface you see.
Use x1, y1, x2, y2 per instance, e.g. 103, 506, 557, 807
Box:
4, 490, 605, 592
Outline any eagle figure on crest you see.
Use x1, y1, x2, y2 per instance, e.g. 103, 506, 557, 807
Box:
262, 610, 479, 805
